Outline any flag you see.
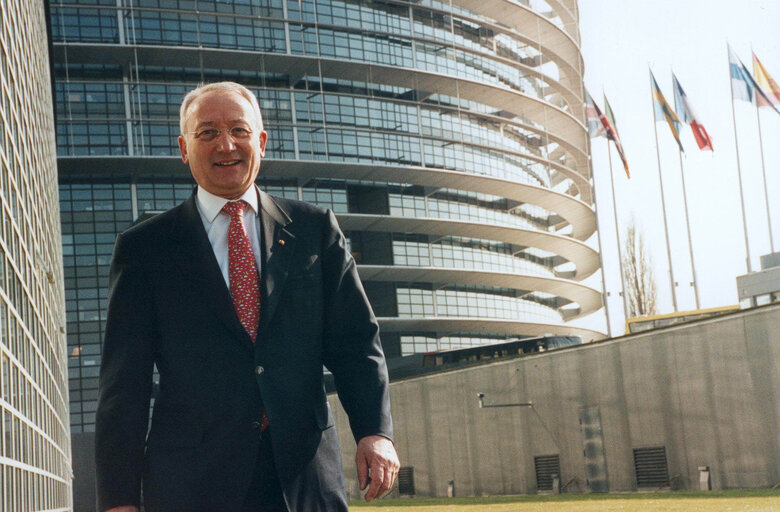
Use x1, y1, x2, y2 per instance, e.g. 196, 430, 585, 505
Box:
650, 70, 684, 152
585, 90, 630, 178
603, 95, 620, 133
585, 91, 606, 138
728, 44, 780, 115
729, 44, 754, 102
603, 94, 630, 177
672, 73, 713, 151
585, 90, 618, 142
752, 52, 780, 107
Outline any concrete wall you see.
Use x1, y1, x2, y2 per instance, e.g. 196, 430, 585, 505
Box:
331, 304, 780, 498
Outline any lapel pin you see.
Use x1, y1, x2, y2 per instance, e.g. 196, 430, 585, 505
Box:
278, 239, 286, 246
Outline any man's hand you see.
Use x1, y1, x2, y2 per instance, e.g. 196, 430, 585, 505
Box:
105, 507, 139, 512
355, 435, 400, 502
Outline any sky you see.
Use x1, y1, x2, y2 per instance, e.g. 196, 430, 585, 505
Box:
569, 0, 780, 336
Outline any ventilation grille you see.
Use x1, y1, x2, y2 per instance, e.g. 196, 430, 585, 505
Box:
398, 466, 415, 495
633, 446, 669, 488
534, 454, 561, 491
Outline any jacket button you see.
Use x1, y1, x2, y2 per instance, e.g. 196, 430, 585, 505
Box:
251, 421, 262, 430
255, 366, 264, 375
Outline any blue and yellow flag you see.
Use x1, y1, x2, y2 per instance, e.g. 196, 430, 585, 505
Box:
650, 70, 684, 152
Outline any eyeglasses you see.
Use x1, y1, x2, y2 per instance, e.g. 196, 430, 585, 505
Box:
185, 126, 253, 142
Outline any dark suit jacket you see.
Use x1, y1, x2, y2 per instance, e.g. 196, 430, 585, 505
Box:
95, 189, 392, 512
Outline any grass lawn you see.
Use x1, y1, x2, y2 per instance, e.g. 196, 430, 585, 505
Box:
349, 490, 780, 511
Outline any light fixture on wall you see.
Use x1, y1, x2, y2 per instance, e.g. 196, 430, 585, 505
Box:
477, 392, 533, 408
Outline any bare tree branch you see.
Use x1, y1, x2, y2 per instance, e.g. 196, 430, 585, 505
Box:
622, 217, 658, 317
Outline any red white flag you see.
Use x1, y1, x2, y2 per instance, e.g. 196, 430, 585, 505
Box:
672, 73, 713, 151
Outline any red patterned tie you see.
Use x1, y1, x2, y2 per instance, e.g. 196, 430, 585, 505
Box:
223, 201, 268, 434
223, 200, 260, 342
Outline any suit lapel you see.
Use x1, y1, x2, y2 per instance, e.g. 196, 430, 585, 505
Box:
170, 193, 254, 350
258, 190, 296, 336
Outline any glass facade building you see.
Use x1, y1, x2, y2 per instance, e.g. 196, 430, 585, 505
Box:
51, 0, 603, 434
0, 0, 73, 509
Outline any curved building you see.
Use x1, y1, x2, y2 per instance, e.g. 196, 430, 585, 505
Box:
0, 0, 72, 508
52, 0, 603, 433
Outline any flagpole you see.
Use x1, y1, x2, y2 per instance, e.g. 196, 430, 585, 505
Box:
727, 44, 753, 272
754, 103, 775, 253
649, 71, 679, 312
677, 151, 701, 309
584, 91, 613, 337
589, 143, 614, 339
606, 141, 630, 321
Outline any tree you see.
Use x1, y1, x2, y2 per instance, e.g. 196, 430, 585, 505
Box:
622, 218, 658, 317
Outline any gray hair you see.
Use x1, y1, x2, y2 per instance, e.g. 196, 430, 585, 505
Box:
179, 81, 263, 134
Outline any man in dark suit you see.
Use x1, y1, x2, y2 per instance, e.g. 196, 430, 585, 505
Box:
95, 81, 399, 512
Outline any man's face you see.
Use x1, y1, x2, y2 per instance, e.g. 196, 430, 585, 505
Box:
178, 91, 268, 199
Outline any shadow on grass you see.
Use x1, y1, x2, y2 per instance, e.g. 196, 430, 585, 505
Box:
349, 489, 780, 507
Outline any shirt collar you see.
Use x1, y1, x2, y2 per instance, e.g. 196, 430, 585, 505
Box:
196, 185, 260, 224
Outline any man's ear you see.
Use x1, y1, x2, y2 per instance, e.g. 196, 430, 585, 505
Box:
178, 135, 189, 164
258, 130, 268, 157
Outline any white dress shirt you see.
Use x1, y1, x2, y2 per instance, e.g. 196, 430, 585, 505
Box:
194, 184, 263, 288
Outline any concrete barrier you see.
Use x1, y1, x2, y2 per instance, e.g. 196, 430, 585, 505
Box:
331, 304, 780, 498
